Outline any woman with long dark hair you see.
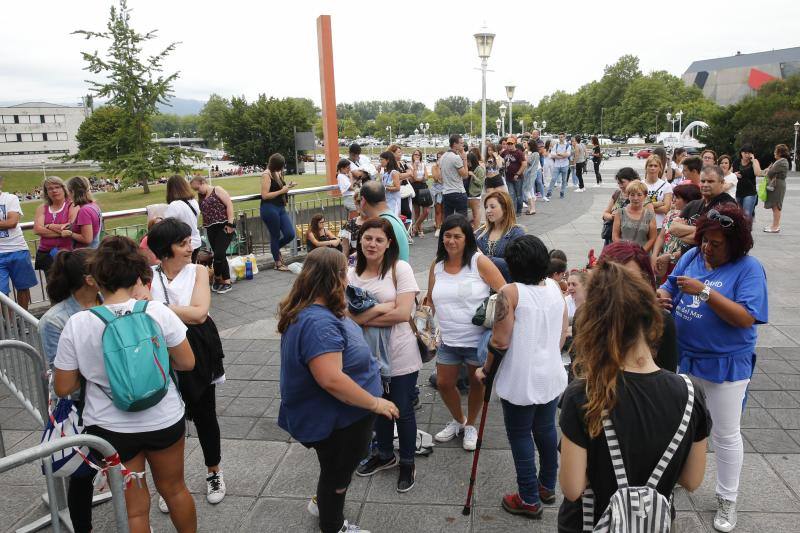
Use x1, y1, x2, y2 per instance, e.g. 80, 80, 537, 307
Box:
591, 136, 602, 185
349, 217, 421, 492
558, 261, 710, 532
426, 214, 505, 451
733, 144, 761, 219
466, 152, 485, 229
190, 175, 236, 293
306, 213, 342, 252
260, 154, 297, 271
147, 218, 228, 513
379, 151, 402, 216
278, 247, 398, 533
410, 149, 431, 238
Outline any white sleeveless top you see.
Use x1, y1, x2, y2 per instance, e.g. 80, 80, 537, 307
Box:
494, 278, 568, 405
150, 263, 197, 307
432, 253, 490, 348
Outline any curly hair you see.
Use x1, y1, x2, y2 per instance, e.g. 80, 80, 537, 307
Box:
572, 261, 664, 438
277, 248, 348, 334
695, 203, 753, 262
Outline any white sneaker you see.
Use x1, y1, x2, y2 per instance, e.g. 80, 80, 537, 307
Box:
307, 495, 319, 517
713, 495, 736, 532
435, 419, 464, 442
543, 196, 551, 202
340, 520, 370, 532
158, 495, 169, 514
206, 471, 226, 504
463, 425, 478, 451
434, 229, 440, 238
576, 188, 585, 193
573, 187, 581, 191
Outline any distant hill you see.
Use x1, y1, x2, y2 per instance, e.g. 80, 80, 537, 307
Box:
0, 97, 206, 116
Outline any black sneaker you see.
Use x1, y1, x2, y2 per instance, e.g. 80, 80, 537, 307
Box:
397, 464, 415, 493
356, 454, 397, 477
216, 283, 233, 294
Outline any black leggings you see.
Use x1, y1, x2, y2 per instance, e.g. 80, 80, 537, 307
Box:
593, 159, 602, 183
188, 384, 222, 467
576, 162, 585, 189
68, 468, 96, 533
309, 414, 375, 533
205, 224, 234, 281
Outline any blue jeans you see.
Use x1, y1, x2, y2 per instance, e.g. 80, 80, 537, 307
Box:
442, 192, 468, 218
507, 179, 524, 214
259, 202, 295, 262
501, 396, 559, 505
739, 195, 757, 219
569, 166, 578, 186
376, 372, 418, 465
534, 169, 544, 196
547, 166, 569, 198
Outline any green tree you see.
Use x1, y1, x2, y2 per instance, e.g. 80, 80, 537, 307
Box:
69, 0, 193, 192
198, 94, 231, 145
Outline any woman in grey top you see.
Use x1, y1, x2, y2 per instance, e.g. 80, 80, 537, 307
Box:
612, 180, 657, 252
763, 143, 791, 233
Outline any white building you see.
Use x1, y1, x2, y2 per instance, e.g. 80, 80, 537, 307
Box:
0, 102, 89, 167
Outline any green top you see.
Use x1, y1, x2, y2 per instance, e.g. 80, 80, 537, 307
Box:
469, 166, 485, 197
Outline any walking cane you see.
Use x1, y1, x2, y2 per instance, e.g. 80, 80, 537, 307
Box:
462, 343, 506, 516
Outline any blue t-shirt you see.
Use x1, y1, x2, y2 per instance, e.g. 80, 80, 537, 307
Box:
659, 249, 768, 383
278, 304, 381, 443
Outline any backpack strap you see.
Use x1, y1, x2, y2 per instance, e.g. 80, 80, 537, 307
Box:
601, 411, 629, 489
89, 305, 116, 325
646, 374, 695, 489
133, 300, 149, 313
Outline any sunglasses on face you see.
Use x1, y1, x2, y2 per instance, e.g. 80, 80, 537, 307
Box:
707, 209, 734, 228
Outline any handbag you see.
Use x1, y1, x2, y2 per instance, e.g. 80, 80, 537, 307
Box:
400, 182, 416, 199
412, 304, 438, 363
757, 175, 768, 202
40, 377, 95, 478
415, 187, 433, 207
472, 293, 498, 328
601, 219, 613, 241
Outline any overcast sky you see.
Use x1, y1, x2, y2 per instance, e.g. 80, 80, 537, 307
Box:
3, 0, 799, 109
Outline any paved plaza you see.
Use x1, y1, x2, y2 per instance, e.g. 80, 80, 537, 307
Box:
3, 160, 800, 532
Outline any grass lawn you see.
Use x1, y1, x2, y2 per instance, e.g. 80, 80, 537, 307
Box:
16, 173, 331, 247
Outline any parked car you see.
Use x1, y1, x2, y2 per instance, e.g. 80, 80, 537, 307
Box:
637, 148, 654, 159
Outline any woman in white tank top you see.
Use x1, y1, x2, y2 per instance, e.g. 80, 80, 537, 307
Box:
476, 235, 568, 515
146, 217, 228, 510
426, 215, 505, 452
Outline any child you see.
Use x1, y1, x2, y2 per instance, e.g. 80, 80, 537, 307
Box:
337, 159, 357, 217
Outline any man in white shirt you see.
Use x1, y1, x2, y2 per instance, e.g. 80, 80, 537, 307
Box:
348, 143, 377, 181
0, 175, 38, 310
546, 133, 572, 200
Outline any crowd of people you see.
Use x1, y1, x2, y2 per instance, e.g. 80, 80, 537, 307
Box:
0, 132, 787, 533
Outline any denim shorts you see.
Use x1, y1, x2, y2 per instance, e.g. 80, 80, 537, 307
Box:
0, 249, 38, 295
437, 341, 486, 367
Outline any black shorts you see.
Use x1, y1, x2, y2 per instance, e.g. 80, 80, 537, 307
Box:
85, 418, 185, 463
485, 176, 505, 189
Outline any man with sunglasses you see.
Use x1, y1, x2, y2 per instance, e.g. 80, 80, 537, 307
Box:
669, 165, 736, 246
500, 136, 528, 215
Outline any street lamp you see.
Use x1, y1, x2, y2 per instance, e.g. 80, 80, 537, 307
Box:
205, 153, 213, 178
173, 132, 182, 147
419, 122, 430, 160
793, 121, 800, 171
499, 103, 507, 137
151, 132, 158, 141
519, 119, 524, 135
541, 120, 547, 134
474, 25, 495, 160
41, 159, 46, 180
505, 85, 516, 135
533, 120, 539, 131
600, 107, 605, 138
495, 118, 501, 138
666, 112, 678, 133
676, 110, 684, 135
386, 125, 392, 145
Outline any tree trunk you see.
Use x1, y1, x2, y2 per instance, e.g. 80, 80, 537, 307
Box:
140, 179, 150, 194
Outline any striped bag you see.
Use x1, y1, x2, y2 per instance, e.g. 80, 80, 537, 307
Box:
582, 374, 695, 532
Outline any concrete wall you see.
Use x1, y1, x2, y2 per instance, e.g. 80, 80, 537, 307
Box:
0, 104, 88, 166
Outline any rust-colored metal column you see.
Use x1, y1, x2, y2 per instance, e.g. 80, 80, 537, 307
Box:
317, 15, 338, 185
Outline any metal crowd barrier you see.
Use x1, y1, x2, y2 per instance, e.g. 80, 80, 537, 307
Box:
0, 434, 130, 533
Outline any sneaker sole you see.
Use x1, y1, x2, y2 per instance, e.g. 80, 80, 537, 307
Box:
434, 431, 461, 443
355, 458, 398, 477
501, 499, 543, 519
397, 479, 415, 493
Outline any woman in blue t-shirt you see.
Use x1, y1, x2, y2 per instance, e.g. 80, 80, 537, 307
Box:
657, 204, 768, 533
277, 247, 398, 533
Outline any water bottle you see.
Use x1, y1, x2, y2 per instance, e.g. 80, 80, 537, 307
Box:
245, 257, 253, 280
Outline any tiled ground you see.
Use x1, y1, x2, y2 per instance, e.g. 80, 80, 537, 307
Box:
3, 165, 800, 532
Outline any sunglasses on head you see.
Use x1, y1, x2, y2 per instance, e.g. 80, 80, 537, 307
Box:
707, 209, 734, 228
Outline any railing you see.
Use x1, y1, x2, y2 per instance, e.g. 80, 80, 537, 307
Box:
0, 434, 130, 533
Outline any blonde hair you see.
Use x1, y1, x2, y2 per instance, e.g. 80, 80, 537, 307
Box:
625, 180, 648, 196
644, 154, 663, 175
42, 176, 68, 206
66, 176, 94, 206
480, 191, 517, 236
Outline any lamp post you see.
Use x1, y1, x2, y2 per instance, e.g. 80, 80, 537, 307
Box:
505, 85, 516, 135
677, 110, 684, 135
519, 119, 524, 135
474, 26, 495, 160
386, 125, 392, 146
495, 118, 501, 138
541, 120, 547, 134
666, 112, 678, 133
173, 132, 182, 147
419, 122, 430, 160
600, 107, 605, 138
205, 153, 213, 178
41, 159, 46, 180
499, 104, 507, 137
151, 132, 158, 141
793, 121, 800, 171
533, 120, 538, 131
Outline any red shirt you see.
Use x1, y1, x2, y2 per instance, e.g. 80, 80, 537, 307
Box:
501, 149, 525, 181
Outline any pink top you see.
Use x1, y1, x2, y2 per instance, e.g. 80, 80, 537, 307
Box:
38, 202, 74, 252
72, 202, 101, 249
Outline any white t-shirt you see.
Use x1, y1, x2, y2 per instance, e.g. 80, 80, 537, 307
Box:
432, 253, 490, 348
54, 299, 188, 433
565, 294, 577, 321
164, 199, 201, 250
724, 172, 738, 199
495, 278, 567, 406
0, 192, 28, 253
645, 179, 673, 228
347, 260, 421, 377
337, 173, 354, 197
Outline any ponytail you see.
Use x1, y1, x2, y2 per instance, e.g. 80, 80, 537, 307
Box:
45, 248, 95, 304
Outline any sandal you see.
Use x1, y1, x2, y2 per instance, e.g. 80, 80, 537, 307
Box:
763, 227, 781, 233
274, 262, 290, 271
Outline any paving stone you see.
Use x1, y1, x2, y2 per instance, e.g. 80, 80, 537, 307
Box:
221, 396, 272, 417
756, 359, 799, 374
699, 511, 800, 532
184, 439, 287, 497
216, 379, 249, 398
224, 363, 264, 380
688, 453, 800, 512
216, 415, 259, 439
238, 379, 279, 398
148, 493, 256, 532
241, 497, 361, 532
770, 409, 800, 430
742, 428, 800, 453
220, 339, 255, 352
771, 373, 800, 391
740, 406, 780, 429
253, 364, 281, 381
228, 350, 274, 365
261, 442, 369, 500
6, 486, 62, 532
673, 487, 694, 511
672, 511, 708, 532
757, 325, 799, 348
749, 390, 800, 408
472, 503, 560, 531
764, 453, 800, 496
778, 326, 800, 345
748, 372, 782, 391
359, 503, 471, 532
245, 417, 291, 442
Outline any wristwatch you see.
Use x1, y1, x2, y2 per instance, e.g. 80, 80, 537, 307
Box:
698, 286, 712, 302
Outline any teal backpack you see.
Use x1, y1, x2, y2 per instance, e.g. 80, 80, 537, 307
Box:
89, 300, 172, 412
